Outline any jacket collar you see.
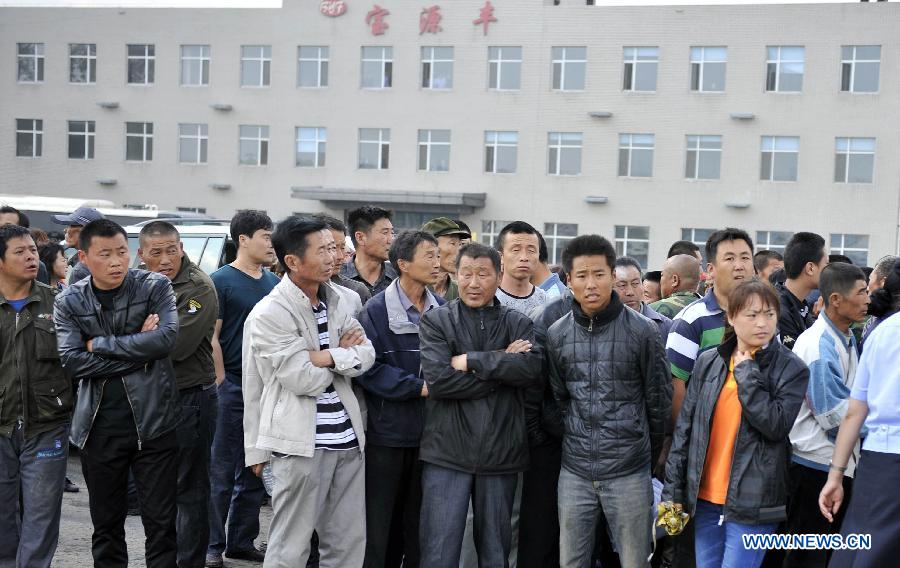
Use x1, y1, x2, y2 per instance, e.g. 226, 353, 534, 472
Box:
640, 302, 665, 322
458, 296, 502, 315
572, 291, 624, 330
171, 255, 195, 285
272, 274, 334, 313
715, 332, 777, 370
385, 278, 439, 334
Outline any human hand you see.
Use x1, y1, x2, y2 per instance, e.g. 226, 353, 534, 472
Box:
86, 339, 94, 352
733, 348, 754, 366
505, 339, 532, 354
421, 383, 429, 397
451, 354, 468, 373
309, 350, 335, 368
251, 462, 267, 478
141, 314, 159, 332
819, 478, 844, 523
339, 329, 365, 348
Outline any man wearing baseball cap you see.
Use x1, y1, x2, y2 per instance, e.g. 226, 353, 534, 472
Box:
51, 206, 104, 285
421, 217, 469, 302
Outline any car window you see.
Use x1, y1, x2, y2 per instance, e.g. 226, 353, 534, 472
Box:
181, 236, 208, 267
200, 236, 225, 274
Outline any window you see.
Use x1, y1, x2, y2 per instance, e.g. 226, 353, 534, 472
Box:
127, 44, 155, 85
830, 234, 869, 266
176, 206, 207, 214
548, 132, 582, 176
552, 46, 586, 91
68, 121, 95, 160
766, 46, 804, 92
618, 134, 654, 177
488, 46, 522, 90
484, 131, 517, 174
69, 43, 97, 84
179, 123, 208, 164
760, 136, 799, 181
615, 226, 650, 269
544, 223, 578, 265
17, 43, 44, 82
685, 135, 722, 180
755, 231, 794, 255
421, 46, 453, 89
690, 47, 726, 92
241, 45, 271, 87
841, 46, 880, 93
481, 220, 512, 247
181, 45, 210, 86
239, 125, 269, 166
623, 47, 658, 91
361, 46, 393, 88
417, 130, 450, 172
16, 119, 42, 158
835, 137, 875, 184
298, 46, 328, 87
296, 127, 326, 168
359, 128, 390, 170
681, 228, 715, 264
125, 122, 153, 161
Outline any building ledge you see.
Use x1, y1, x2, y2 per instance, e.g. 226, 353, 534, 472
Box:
292, 186, 486, 214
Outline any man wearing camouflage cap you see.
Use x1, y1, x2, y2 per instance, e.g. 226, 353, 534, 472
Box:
420, 217, 469, 302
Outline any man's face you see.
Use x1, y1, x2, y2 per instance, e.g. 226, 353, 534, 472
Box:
833, 279, 871, 324
809, 253, 829, 288
643, 279, 661, 304
138, 234, 184, 280
457, 255, 499, 308
240, 228, 275, 265
80, 233, 129, 290
708, 239, 753, 298
0, 213, 21, 226
64, 225, 82, 249
328, 229, 347, 271
402, 240, 441, 287
437, 235, 461, 274
759, 259, 784, 282
501, 232, 539, 282
614, 265, 644, 311
289, 229, 334, 285
358, 218, 394, 262
0, 235, 39, 283
867, 268, 884, 295
570, 255, 614, 316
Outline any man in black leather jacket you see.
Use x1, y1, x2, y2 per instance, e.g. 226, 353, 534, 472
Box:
547, 235, 671, 568
54, 219, 180, 568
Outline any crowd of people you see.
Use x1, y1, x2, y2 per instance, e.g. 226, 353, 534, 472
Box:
1, 202, 898, 568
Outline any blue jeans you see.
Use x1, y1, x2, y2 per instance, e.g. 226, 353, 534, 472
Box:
694, 499, 777, 568
557, 466, 653, 568
0, 422, 69, 568
207, 377, 264, 556
419, 463, 517, 568
176, 384, 218, 566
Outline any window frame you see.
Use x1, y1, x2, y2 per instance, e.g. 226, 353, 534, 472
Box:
180, 44, 210, 87
178, 123, 209, 165
623, 46, 659, 92
547, 131, 583, 176
238, 124, 269, 166
417, 129, 451, 172
295, 127, 327, 168
240, 45, 272, 88
765, 45, 805, 93
488, 46, 522, 91
614, 225, 650, 269
421, 46, 454, 90
618, 133, 655, 178
544, 222, 578, 265
126, 44, 155, 85
690, 46, 727, 92
760, 136, 800, 182
15, 118, 43, 158
361, 46, 393, 89
298, 46, 329, 88
834, 137, 875, 184
17, 43, 45, 83
67, 120, 96, 160
481, 220, 512, 247
755, 230, 794, 256
830, 234, 869, 266
551, 46, 587, 92
841, 45, 880, 93
680, 228, 716, 264
685, 135, 722, 180
358, 128, 390, 170
484, 130, 518, 174
69, 43, 97, 84
125, 121, 154, 162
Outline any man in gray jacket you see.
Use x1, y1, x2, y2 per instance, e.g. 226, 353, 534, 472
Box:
242, 216, 375, 568
547, 235, 671, 568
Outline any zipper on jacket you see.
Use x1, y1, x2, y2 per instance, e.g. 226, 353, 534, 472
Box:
15, 312, 27, 431
124, 382, 143, 450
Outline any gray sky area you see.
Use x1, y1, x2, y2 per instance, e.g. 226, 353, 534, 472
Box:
0, 0, 873, 8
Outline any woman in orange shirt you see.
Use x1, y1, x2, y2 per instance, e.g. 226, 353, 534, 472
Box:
663, 280, 810, 568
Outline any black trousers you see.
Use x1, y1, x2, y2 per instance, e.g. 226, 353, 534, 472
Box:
80, 429, 178, 568
363, 445, 422, 568
517, 441, 562, 568
782, 463, 853, 568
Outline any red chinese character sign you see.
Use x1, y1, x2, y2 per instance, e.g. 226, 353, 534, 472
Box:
420, 5, 442, 34
320, 0, 347, 17
366, 4, 390, 35
473, 0, 497, 35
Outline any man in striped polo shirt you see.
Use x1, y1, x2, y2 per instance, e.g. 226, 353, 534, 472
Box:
242, 216, 375, 567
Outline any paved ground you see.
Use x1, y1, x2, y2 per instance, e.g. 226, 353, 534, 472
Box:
55, 451, 272, 567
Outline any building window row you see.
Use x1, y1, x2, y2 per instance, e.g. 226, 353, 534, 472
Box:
11, 120, 877, 184
15, 42, 882, 94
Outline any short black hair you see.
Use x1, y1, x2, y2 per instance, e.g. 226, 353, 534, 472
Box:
389, 230, 438, 274
861, 266, 874, 282
667, 240, 700, 259
820, 262, 866, 307
828, 254, 853, 265
0, 206, 29, 228
753, 250, 784, 274
537, 232, 549, 264
139, 220, 180, 246
783, 232, 826, 280
562, 234, 616, 275
347, 206, 392, 246
311, 213, 347, 235
706, 228, 754, 265
869, 259, 900, 317
768, 267, 787, 286
496, 221, 540, 252
0, 223, 33, 260
230, 210, 273, 243
79, 219, 127, 252
644, 270, 662, 284
456, 242, 501, 274
38, 243, 66, 271
271, 216, 328, 271
614, 256, 643, 276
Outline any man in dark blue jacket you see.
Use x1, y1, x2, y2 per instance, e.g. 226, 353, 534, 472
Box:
358, 231, 444, 568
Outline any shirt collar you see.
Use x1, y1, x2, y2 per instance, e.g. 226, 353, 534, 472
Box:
820, 312, 856, 350
703, 289, 723, 313
397, 280, 439, 314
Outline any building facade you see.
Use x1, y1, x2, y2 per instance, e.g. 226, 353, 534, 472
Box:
2, 0, 898, 268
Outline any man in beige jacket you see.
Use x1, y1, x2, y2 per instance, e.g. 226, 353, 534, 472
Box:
242, 216, 375, 568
